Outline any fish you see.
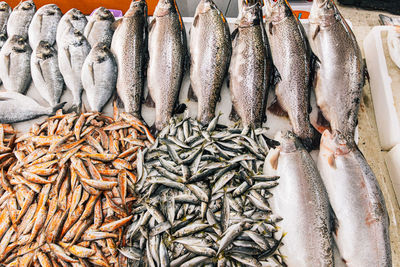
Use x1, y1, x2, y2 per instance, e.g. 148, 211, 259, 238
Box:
0, 2, 11, 40
111, 0, 148, 118
58, 27, 91, 112
268, 131, 334, 266
0, 92, 65, 123
84, 7, 115, 48
0, 35, 32, 94
318, 130, 391, 266
6, 0, 36, 38
229, 2, 272, 128
147, 0, 187, 131
309, 0, 365, 143
189, 0, 232, 125
28, 4, 62, 49
31, 40, 64, 107
379, 14, 400, 69
56, 8, 87, 46
265, 0, 318, 149
81, 42, 117, 112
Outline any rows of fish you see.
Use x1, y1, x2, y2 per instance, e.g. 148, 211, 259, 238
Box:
123, 114, 284, 266
0, 109, 155, 266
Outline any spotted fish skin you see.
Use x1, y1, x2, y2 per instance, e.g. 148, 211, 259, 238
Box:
189, 0, 231, 125
6, 0, 36, 38
229, 2, 272, 128
84, 7, 115, 48
111, 0, 147, 118
147, 0, 187, 131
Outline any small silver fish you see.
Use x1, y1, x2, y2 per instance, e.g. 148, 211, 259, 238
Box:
6, 0, 36, 38
84, 7, 115, 48
31, 41, 64, 107
81, 43, 117, 112
56, 8, 87, 46
0, 2, 11, 36
28, 4, 62, 49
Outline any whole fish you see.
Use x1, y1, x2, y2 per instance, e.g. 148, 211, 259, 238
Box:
111, 0, 147, 118
268, 131, 333, 266
0, 2, 11, 36
318, 130, 391, 266
0, 35, 32, 94
6, 0, 36, 38
309, 0, 364, 143
265, 0, 317, 149
229, 2, 272, 128
84, 7, 115, 48
189, 0, 231, 125
147, 0, 187, 131
28, 4, 62, 49
31, 40, 64, 107
0, 92, 65, 123
56, 8, 88, 46
82, 43, 117, 112
58, 27, 91, 112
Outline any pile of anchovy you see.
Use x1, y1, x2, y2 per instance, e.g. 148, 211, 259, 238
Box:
122, 115, 285, 266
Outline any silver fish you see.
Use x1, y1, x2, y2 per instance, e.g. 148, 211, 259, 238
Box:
58, 27, 91, 112
84, 7, 115, 48
147, 0, 187, 131
0, 92, 64, 123
309, 0, 364, 143
0, 35, 32, 94
229, 2, 272, 128
56, 8, 87, 46
81, 43, 117, 112
318, 130, 391, 266
265, 0, 317, 149
28, 4, 62, 49
189, 0, 231, 125
0, 2, 11, 36
111, 0, 147, 118
6, 0, 36, 38
269, 131, 334, 266
31, 40, 64, 107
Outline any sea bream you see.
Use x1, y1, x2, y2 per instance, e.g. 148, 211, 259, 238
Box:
267, 131, 333, 266
229, 1, 272, 128
147, 0, 187, 131
56, 8, 87, 46
7, 0, 36, 38
309, 0, 364, 143
318, 130, 391, 266
28, 4, 62, 49
84, 7, 115, 48
265, 0, 317, 149
189, 0, 231, 125
0, 2, 11, 37
111, 0, 148, 118
31, 41, 64, 107
0, 35, 32, 94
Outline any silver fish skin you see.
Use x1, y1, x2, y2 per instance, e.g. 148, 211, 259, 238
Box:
58, 27, 91, 111
229, 2, 272, 128
269, 131, 333, 266
6, 0, 36, 38
0, 35, 32, 94
0, 2, 11, 36
189, 0, 231, 125
318, 130, 391, 267
147, 0, 187, 131
0, 92, 64, 123
31, 41, 64, 107
84, 7, 115, 48
82, 43, 117, 112
111, 0, 147, 118
265, 0, 317, 149
56, 8, 87, 46
309, 0, 364, 144
28, 4, 62, 49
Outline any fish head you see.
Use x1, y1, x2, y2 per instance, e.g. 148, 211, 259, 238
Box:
10, 35, 30, 53
42, 4, 62, 17
154, 0, 179, 17
36, 41, 56, 60
265, 0, 292, 22
195, 0, 216, 15
93, 7, 114, 21
0, 2, 10, 12
310, 0, 339, 26
16, 0, 35, 11
69, 28, 87, 47
68, 8, 86, 21
93, 42, 112, 63
238, 2, 262, 28
126, 0, 147, 17
320, 130, 353, 157
275, 131, 305, 153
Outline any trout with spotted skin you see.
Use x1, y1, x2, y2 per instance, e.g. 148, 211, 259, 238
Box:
309, 0, 364, 144
147, 0, 187, 131
265, 0, 317, 149
229, 2, 272, 128
189, 0, 231, 125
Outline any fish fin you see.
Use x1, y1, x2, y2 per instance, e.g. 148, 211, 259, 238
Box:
229, 105, 240, 122
363, 58, 369, 86
267, 97, 288, 118
64, 46, 72, 68
327, 153, 336, 168
187, 84, 198, 102
269, 148, 280, 170
5, 53, 10, 77
51, 102, 66, 114
226, 73, 230, 88
379, 14, 394, 25
35, 60, 45, 83
173, 103, 187, 115
111, 19, 123, 31
88, 62, 95, 86
38, 14, 43, 33
149, 124, 157, 137
148, 19, 156, 32
193, 15, 200, 28
268, 22, 273, 35
330, 206, 339, 236
312, 109, 331, 134
115, 94, 124, 109
85, 20, 95, 38
67, 104, 81, 114
231, 28, 239, 41
144, 91, 155, 108
271, 65, 281, 86
311, 25, 320, 40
